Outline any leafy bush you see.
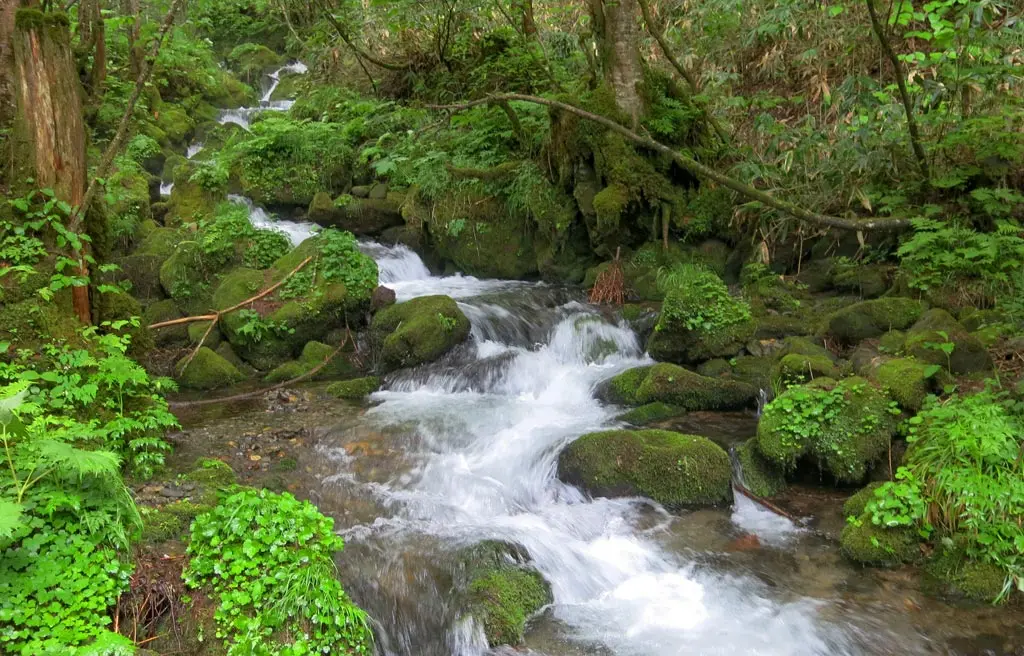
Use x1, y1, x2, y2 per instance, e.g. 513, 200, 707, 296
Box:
198, 201, 293, 270
864, 392, 1024, 600
656, 263, 751, 333
319, 228, 379, 302
184, 488, 373, 655
125, 134, 162, 164
189, 158, 231, 191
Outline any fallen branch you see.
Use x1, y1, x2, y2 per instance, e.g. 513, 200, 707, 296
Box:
169, 327, 353, 408
429, 94, 912, 232
733, 483, 805, 525
148, 256, 313, 330
636, 0, 731, 146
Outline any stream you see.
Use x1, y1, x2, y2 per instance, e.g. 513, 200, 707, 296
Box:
175, 68, 1023, 656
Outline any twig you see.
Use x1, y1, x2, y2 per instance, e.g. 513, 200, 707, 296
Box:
168, 326, 353, 408
733, 483, 805, 525
428, 94, 912, 232
865, 0, 930, 184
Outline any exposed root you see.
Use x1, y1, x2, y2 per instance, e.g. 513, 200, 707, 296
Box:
589, 247, 626, 306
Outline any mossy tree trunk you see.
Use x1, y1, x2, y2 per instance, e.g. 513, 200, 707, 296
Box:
12, 8, 91, 323
0, 0, 16, 132
586, 0, 644, 127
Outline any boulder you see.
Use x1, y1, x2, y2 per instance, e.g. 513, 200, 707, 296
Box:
325, 376, 381, 399
824, 298, 924, 345
114, 253, 167, 301
601, 363, 758, 411
159, 241, 206, 306
263, 340, 359, 383
144, 299, 188, 347
97, 292, 154, 357
874, 357, 938, 411
756, 377, 896, 483
370, 295, 470, 371
175, 346, 245, 390
558, 429, 732, 508
735, 438, 786, 498
309, 192, 405, 236
831, 263, 893, 299
904, 308, 992, 374
616, 402, 687, 426
840, 514, 920, 566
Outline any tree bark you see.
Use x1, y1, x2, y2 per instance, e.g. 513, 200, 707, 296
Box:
89, 0, 105, 91
587, 0, 644, 127
0, 0, 17, 129
12, 8, 90, 322
513, 0, 537, 37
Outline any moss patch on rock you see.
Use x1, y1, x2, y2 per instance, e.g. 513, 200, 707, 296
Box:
824, 298, 924, 345
558, 429, 732, 508
617, 402, 687, 426
263, 340, 358, 383
325, 376, 381, 399
605, 363, 757, 412
840, 514, 920, 566
370, 295, 470, 371
735, 438, 786, 497
175, 346, 245, 390
904, 308, 992, 374
756, 377, 896, 483
874, 357, 936, 411
842, 482, 885, 518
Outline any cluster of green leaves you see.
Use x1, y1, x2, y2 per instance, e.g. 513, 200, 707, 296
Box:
762, 384, 849, 461
898, 213, 1024, 306
318, 229, 379, 302
0, 325, 178, 478
234, 309, 295, 345
864, 392, 1024, 600
184, 488, 373, 655
189, 158, 231, 191
0, 383, 141, 655
124, 134, 162, 164
197, 201, 292, 270
655, 264, 751, 333
188, 0, 292, 52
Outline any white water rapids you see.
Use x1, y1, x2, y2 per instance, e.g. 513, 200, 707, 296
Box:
305, 242, 932, 656
218, 61, 308, 130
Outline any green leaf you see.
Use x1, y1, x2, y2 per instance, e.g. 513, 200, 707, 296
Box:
0, 498, 25, 539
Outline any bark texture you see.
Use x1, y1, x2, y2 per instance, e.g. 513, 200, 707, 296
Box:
588, 0, 644, 127
12, 9, 90, 322
0, 0, 18, 129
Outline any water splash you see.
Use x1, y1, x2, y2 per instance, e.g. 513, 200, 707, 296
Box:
217, 61, 308, 129
229, 194, 316, 246
159, 181, 174, 197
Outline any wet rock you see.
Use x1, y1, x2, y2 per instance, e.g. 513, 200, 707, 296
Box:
735, 438, 786, 498
371, 285, 396, 312
841, 513, 920, 566
904, 308, 992, 374
558, 429, 732, 508
370, 295, 470, 372
264, 340, 359, 383
600, 363, 758, 412
144, 299, 188, 347
325, 376, 381, 399
824, 298, 924, 345
873, 357, 941, 411
175, 346, 245, 390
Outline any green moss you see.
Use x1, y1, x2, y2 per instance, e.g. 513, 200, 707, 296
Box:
824, 298, 924, 345
0, 297, 82, 349
159, 241, 207, 305
617, 402, 686, 426
842, 482, 884, 518
735, 439, 786, 498
175, 346, 245, 390
154, 103, 195, 146
635, 363, 757, 411
136, 227, 181, 257
927, 549, 1010, 603
904, 308, 992, 374
601, 366, 652, 404
227, 43, 283, 81
144, 299, 188, 347
468, 568, 550, 647
140, 507, 185, 544
188, 320, 221, 349
756, 377, 896, 482
775, 353, 839, 386
592, 183, 630, 231
263, 340, 357, 383
370, 295, 470, 371
183, 458, 237, 487
831, 263, 892, 299
840, 513, 920, 566
728, 355, 776, 390
958, 308, 1005, 332
558, 429, 732, 508
166, 166, 224, 225
308, 191, 335, 221
697, 359, 732, 378
325, 376, 382, 399
878, 330, 907, 354
97, 291, 154, 357
875, 357, 934, 411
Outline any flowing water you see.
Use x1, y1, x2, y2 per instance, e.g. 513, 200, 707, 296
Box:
217, 61, 308, 130
279, 242, 1024, 656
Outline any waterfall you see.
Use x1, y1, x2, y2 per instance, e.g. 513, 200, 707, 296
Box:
217, 61, 308, 130
229, 194, 316, 246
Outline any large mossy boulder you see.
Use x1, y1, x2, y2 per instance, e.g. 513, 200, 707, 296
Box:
735, 439, 786, 498
824, 298, 924, 345
113, 253, 167, 301
309, 192, 405, 236
325, 376, 381, 399
756, 377, 897, 483
214, 234, 378, 370
601, 363, 757, 411
263, 340, 359, 383
873, 357, 938, 411
144, 299, 188, 347
166, 163, 225, 225
558, 429, 732, 508
904, 308, 992, 374
647, 266, 755, 364
175, 346, 245, 390
841, 514, 920, 566
370, 295, 470, 371
159, 241, 206, 303
227, 43, 283, 83
456, 541, 552, 647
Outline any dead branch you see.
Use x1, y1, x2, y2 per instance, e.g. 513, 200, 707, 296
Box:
589, 247, 626, 305
733, 483, 805, 525
428, 94, 912, 232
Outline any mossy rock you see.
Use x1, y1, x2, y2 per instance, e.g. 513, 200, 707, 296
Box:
617, 402, 686, 426
311, 193, 405, 236
325, 376, 382, 399
175, 346, 245, 390
647, 319, 755, 364
878, 330, 907, 355
114, 253, 167, 301
831, 263, 893, 299
756, 377, 896, 483
136, 227, 181, 258
780, 336, 833, 360
270, 72, 305, 101
842, 482, 884, 518
728, 355, 776, 390
904, 308, 992, 374
824, 298, 924, 345
958, 308, 1005, 332
154, 103, 195, 147
457, 541, 552, 647
598, 365, 652, 404
207, 71, 259, 108
840, 514, 920, 566
370, 295, 470, 371
926, 548, 1010, 603
601, 364, 757, 411
227, 43, 283, 82
263, 340, 358, 383
183, 458, 237, 488
159, 241, 207, 304
166, 167, 224, 225
774, 353, 839, 386
428, 191, 537, 279
188, 320, 222, 349
144, 299, 188, 347
696, 358, 732, 379
735, 438, 786, 498
140, 506, 186, 544
558, 429, 732, 508
874, 357, 936, 411
0, 297, 83, 350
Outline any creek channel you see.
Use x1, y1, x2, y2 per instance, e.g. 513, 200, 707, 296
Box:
173, 67, 1024, 656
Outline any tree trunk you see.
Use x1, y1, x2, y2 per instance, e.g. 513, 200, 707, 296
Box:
0, 0, 17, 130
514, 0, 537, 37
12, 8, 90, 323
90, 1, 105, 91
587, 0, 644, 127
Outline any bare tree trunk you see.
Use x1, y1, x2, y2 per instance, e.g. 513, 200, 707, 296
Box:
587, 0, 644, 127
12, 7, 90, 322
89, 0, 105, 90
513, 0, 537, 37
0, 0, 17, 130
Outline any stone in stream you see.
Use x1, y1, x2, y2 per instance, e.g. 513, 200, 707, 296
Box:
599, 363, 758, 411
558, 429, 733, 509
370, 295, 470, 372
175, 347, 245, 390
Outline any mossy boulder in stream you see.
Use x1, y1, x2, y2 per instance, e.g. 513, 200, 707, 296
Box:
601, 364, 757, 412
370, 295, 470, 371
873, 357, 937, 411
263, 340, 358, 383
309, 191, 405, 236
326, 376, 381, 399
735, 439, 786, 498
456, 541, 552, 647
841, 514, 920, 566
756, 377, 896, 483
904, 308, 992, 374
558, 429, 732, 508
175, 346, 245, 390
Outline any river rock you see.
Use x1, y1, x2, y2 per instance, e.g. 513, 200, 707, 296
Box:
175, 346, 245, 390
558, 429, 732, 508
600, 363, 758, 411
904, 308, 992, 374
370, 295, 470, 372
823, 297, 924, 345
